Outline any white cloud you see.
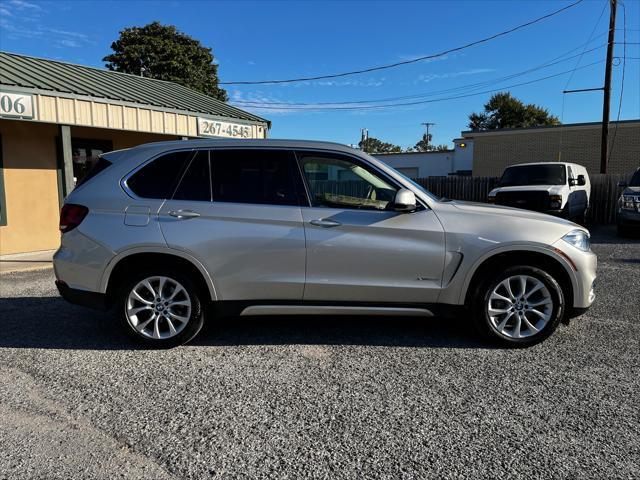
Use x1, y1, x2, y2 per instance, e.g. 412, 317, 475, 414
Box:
8, 0, 43, 11
0, 2, 94, 48
416, 68, 495, 84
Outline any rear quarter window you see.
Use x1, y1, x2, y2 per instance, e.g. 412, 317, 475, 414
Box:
126, 150, 194, 199
75, 157, 112, 188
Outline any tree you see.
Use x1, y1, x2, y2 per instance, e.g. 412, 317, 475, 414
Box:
104, 22, 227, 101
408, 133, 450, 152
359, 136, 402, 154
468, 92, 559, 130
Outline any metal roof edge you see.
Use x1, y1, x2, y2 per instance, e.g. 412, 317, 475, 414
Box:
0, 50, 270, 126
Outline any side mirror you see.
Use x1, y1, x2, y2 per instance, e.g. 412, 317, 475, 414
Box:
569, 178, 577, 187
393, 188, 417, 212
618, 181, 628, 188
577, 174, 586, 186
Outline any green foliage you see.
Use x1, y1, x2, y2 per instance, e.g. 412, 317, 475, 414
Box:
359, 136, 402, 154
468, 92, 559, 130
408, 134, 450, 152
103, 21, 227, 101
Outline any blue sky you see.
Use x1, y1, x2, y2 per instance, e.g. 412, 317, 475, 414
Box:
1, 0, 638, 148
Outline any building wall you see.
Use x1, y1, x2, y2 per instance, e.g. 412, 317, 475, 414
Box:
374, 142, 473, 178
0, 120, 184, 255
467, 121, 640, 177
0, 120, 60, 255
375, 151, 454, 178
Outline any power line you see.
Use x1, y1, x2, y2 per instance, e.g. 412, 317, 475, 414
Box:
220, 0, 585, 85
232, 43, 607, 108
234, 60, 605, 111
558, 0, 608, 162
563, 0, 608, 91
609, 1, 627, 157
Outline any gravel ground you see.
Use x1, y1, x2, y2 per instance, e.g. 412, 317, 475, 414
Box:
1, 226, 638, 480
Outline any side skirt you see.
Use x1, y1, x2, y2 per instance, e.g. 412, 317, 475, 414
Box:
211, 300, 465, 319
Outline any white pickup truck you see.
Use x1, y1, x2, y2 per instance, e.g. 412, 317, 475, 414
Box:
488, 162, 590, 223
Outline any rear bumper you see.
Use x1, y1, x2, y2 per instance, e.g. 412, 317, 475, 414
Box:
55, 280, 109, 311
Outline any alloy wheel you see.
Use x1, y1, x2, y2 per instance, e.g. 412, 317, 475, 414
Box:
487, 275, 553, 339
125, 276, 192, 340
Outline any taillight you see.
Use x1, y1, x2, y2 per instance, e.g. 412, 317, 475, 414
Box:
60, 204, 89, 233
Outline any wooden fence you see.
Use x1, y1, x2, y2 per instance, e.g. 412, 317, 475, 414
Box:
414, 174, 628, 224
312, 174, 627, 224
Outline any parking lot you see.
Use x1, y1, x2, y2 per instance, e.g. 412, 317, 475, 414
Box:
0, 226, 638, 480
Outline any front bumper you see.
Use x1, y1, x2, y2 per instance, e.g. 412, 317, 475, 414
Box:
551, 240, 597, 309
56, 280, 109, 311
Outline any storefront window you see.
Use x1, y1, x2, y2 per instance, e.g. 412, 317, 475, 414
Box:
71, 139, 113, 186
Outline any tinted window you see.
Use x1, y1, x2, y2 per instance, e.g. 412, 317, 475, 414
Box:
75, 156, 112, 188
173, 150, 211, 201
127, 151, 193, 199
211, 149, 298, 206
499, 164, 566, 187
297, 152, 397, 210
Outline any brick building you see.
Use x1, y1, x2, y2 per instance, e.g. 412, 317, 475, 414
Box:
463, 120, 639, 177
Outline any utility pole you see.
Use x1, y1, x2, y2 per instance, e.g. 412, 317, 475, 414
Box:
601, 0, 617, 174
421, 122, 436, 150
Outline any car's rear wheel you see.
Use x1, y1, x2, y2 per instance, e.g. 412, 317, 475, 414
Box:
117, 270, 205, 348
472, 266, 565, 347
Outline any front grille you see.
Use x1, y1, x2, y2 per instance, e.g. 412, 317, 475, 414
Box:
495, 191, 550, 211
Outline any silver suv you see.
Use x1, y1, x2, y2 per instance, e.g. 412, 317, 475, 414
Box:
54, 140, 597, 348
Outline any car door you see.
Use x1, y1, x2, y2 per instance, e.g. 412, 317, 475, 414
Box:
566, 165, 587, 218
159, 148, 306, 301
296, 150, 446, 304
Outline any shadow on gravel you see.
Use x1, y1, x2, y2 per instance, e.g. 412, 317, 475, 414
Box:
589, 225, 640, 244
0, 296, 486, 350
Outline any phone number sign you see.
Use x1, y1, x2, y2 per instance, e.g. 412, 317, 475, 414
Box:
198, 117, 256, 139
0, 91, 34, 119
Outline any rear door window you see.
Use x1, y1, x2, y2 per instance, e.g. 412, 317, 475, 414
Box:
126, 150, 194, 199
211, 149, 298, 206
173, 150, 211, 202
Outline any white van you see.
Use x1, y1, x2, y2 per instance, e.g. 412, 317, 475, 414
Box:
488, 162, 590, 223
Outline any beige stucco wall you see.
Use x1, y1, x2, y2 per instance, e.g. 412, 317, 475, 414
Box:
467, 122, 640, 177
0, 120, 183, 255
0, 120, 60, 255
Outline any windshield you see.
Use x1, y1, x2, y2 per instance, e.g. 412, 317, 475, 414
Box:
499, 164, 566, 187
630, 169, 640, 187
393, 169, 439, 201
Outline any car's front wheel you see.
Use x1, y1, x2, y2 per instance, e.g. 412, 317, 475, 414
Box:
117, 270, 205, 348
472, 266, 565, 347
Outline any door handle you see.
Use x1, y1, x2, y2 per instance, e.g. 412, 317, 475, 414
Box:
310, 218, 341, 228
169, 209, 200, 219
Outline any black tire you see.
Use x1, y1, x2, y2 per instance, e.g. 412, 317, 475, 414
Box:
117, 268, 205, 348
471, 265, 565, 348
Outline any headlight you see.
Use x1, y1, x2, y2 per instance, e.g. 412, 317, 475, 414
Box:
487, 195, 496, 203
562, 229, 590, 252
621, 195, 636, 211
549, 195, 562, 209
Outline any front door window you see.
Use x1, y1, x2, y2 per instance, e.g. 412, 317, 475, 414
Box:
297, 152, 397, 210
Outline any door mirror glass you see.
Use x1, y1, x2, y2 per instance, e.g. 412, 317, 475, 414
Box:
393, 189, 417, 212
577, 174, 586, 186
